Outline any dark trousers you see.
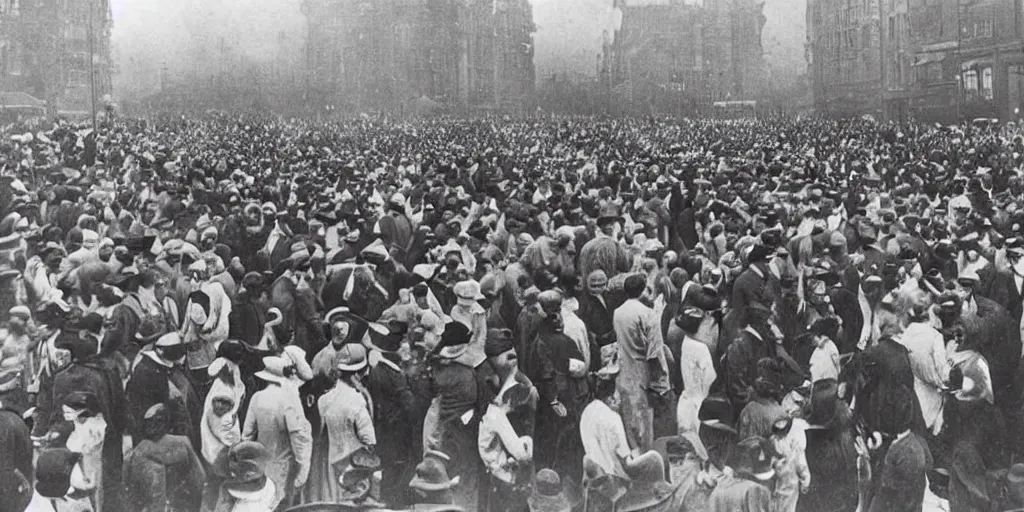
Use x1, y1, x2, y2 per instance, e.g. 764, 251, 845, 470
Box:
481, 474, 531, 512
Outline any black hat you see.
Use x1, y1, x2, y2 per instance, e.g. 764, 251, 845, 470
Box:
727, 436, 775, 481
485, 328, 515, 357
748, 244, 773, 263
897, 247, 918, 261
35, 448, 80, 498
368, 320, 407, 353
435, 322, 472, 359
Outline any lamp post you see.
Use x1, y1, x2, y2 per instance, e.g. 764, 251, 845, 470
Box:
87, 0, 97, 132
955, 0, 962, 122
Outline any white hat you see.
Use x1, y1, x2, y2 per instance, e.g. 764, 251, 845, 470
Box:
254, 356, 292, 384
154, 332, 183, 348
282, 345, 314, 382
336, 344, 368, 372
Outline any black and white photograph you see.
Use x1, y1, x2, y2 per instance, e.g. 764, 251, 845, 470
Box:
0, 0, 1022, 510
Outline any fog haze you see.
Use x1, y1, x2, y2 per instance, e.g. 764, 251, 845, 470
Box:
110, 0, 807, 98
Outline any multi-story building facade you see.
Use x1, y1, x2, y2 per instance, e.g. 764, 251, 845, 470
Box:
0, 0, 113, 116
939, 0, 1022, 121
602, 0, 767, 113
806, 0, 882, 116
0, 0, 113, 115
813, 0, 1023, 121
303, 0, 535, 113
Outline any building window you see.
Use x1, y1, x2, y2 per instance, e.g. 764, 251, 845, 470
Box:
981, 66, 993, 100
963, 69, 979, 99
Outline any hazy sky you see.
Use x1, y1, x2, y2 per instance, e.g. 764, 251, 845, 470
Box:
109, 0, 806, 96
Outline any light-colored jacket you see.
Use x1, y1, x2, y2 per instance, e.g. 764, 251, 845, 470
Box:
242, 383, 312, 508
182, 281, 232, 370
898, 322, 950, 435
478, 403, 532, 483
318, 380, 376, 467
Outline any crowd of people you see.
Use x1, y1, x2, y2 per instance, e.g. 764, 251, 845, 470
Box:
0, 112, 1023, 512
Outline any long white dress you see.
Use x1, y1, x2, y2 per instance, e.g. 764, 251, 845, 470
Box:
898, 322, 950, 435
676, 335, 717, 460
66, 415, 106, 512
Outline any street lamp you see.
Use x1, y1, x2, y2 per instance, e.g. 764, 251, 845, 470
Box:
87, 0, 97, 131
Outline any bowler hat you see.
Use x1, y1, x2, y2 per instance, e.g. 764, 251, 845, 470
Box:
528, 469, 571, 512
409, 457, 460, 492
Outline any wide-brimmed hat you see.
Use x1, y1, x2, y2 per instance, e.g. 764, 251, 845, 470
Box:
1007, 237, 1024, 257
336, 445, 382, 492
409, 457, 460, 492
336, 343, 369, 372
528, 469, 571, 512
596, 203, 624, 225
699, 397, 737, 434
436, 321, 472, 359
653, 435, 700, 474
109, 265, 142, 288
453, 279, 485, 301
154, 331, 184, 348
224, 459, 269, 499
954, 351, 994, 403
619, 451, 676, 511
282, 345, 314, 382
254, 356, 294, 384
1005, 463, 1024, 501
728, 436, 776, 481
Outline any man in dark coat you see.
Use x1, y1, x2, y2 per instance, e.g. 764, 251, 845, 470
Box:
866, 397, 932, 512
956, 270, 1023, 434
723, 244, 778, 348
578, 270, 616, 371
228, 272, 268, 347
102, 268, 145, 369
531, 291, 589, 498
270, 254, 319, 348
126, 332, 202, 450
514, 287, 544, 381
50, 314, 128, 512
978, 236, 1024, 324
0, 402, 32, 511
366, 321, 416, 507
480, 327, 537, 512
431, 322, 491, 511
376, 193, 415, 268
220, 203, 273, 273
726, 302, 795, 417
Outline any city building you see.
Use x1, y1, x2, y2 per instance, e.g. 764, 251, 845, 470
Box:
896, 0, 1023, 122
806, 0, 882, 117
601, 0, 768, 115
303, 0, 535, 113
810, 0, 1023, 121
0, 0, 113, 116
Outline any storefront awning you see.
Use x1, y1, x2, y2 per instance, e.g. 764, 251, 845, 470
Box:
961, 58, 993, 70
914, 52, 946, 66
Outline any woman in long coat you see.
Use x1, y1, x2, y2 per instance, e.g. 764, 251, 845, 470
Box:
124, 404, 206, 512
307, 344, 376, 503
798, 379, 858, 512
241, 356, 313, 509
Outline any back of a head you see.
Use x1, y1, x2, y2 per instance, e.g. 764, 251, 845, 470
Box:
623, 274, 646, 299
